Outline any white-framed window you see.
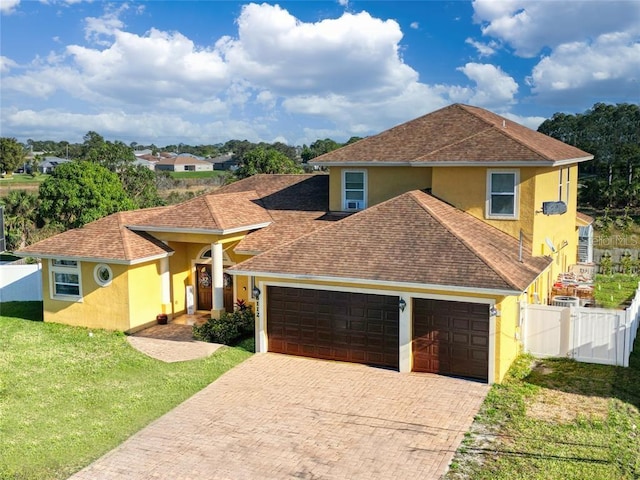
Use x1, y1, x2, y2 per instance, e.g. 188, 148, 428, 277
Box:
342, 170, 367, 211
486, 170, 519, 219
93, 264, 113, 287
50, 259, 82, 301
558, 167, 571, 203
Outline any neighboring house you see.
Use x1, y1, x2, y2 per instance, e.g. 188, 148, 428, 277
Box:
17, 104, 593, 383
132, 158, 156, 170
155, 156, 214, 172
134, 149, 154, 157
206, 152, 238, 171
39, 157, 72, 174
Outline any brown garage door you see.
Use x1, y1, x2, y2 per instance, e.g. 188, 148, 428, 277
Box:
413, 298, 489, 381
267, 286, 399, 369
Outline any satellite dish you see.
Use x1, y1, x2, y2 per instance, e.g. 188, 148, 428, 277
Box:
545, 237, 556, 253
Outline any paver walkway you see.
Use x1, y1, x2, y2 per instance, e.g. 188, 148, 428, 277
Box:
127, 316, 222, 363
69, 354, 488, 480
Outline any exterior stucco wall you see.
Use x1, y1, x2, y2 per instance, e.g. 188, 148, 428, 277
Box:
42, 261, 131, 331
328, 166, 433, 211
494, 295, 522, 382
168, 242, 190, 315
127, 260, 165, 331
532, 165, 579, 283
431, 165, 580, 263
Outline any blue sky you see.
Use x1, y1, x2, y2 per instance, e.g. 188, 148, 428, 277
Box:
1, 1, 639, 147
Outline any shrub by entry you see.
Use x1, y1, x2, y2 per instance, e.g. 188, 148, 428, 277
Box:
193, 302, 254, 345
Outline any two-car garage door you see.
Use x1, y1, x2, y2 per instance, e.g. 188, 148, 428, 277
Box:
267, 286, 399, 369
266, 286, 489, 381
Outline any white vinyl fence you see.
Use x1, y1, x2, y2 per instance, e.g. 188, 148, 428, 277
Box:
523, 282, 640, 367
0, 263, 43, 302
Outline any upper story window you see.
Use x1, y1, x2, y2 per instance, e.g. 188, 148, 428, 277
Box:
343, 170, 367, 211
486, 170, 519, 219
558, 167, 570, 203
50, 259, 82, 301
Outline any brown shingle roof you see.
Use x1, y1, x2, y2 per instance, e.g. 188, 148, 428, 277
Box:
576, 211, 595, 226
215, 174, 337, 253
311, 104, 592, 166
17, 207, 173, 263
229, 190, 551, 293
133, 190, 273, 232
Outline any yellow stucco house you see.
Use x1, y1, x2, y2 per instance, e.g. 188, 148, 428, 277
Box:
17, 104, 593, 383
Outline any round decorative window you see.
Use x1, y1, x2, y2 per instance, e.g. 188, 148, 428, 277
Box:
94, 264, 113, 287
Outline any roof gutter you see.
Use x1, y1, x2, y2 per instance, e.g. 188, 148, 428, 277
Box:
309, 156, 593, 168
225, 269, 522, 297
13, 251, 174, 265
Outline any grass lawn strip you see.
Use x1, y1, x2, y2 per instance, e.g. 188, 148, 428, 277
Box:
594, 273, 639, 309
446, 350, 640, 480
0, 302, 253, 480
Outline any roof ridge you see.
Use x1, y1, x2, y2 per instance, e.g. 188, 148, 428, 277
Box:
115, 212, 133, 260
205, 189, 261, 230
414, 128, 490, 161
459, 104, 553, 161
408, 191, 530, 291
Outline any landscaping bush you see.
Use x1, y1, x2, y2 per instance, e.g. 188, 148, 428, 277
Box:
192, 304, 254, 345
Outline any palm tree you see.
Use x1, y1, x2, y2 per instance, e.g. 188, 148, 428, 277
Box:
1, 190, 38, 250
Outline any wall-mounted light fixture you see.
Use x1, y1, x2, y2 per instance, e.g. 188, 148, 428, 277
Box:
399, 297, 407, 312
489, 306, 500, 317
252, 286, 261, 299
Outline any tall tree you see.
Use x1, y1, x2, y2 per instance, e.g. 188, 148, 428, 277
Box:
39, 161, 134, 229
301, 138, 341, 163
118, 164, 164, 209
0, 137, 25, 175
235, 147, 303, 179
1, 190, 39, 250
538, 102, 640, 209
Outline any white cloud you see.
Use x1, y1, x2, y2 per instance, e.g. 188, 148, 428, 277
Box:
472, 0, 640, 58
457, 63, 518, 107
0, 0, 20, 15
501, 112, 546, 130
410, 22, 419, 30
0, 1, 539, 145
465, 38, 498, 57
527, 32, 640, 97
0, 56, 18, 73
218, 3, 418, 97
84, 4, 127, 45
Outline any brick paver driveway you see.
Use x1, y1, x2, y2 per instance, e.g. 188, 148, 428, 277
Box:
69, 354, 488, 480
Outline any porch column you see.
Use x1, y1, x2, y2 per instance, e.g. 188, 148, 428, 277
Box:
399, 296, 412, 373
211, 242, 225, 317
160, 257, 171, 316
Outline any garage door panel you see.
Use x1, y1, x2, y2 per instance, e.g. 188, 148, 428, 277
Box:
413, 298, 489, 381
267, 286, 399, 369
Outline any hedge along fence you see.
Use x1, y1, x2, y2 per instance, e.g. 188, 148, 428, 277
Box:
593, 248, 640, 274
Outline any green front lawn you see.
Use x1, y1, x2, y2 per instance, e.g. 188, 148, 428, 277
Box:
0, 302, 253, 480
0, 173, 48, 183
167, 170, 227, 179
447, 344, 640, 479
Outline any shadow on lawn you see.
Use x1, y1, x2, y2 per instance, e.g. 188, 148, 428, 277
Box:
0, 301, 43, 322
524, 335, 640, 409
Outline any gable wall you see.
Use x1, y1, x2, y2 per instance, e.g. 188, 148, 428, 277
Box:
329, 166, 433, 211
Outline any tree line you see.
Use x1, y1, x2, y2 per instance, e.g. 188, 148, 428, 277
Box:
0, 132, 357, 251
537, 102, 640, 209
